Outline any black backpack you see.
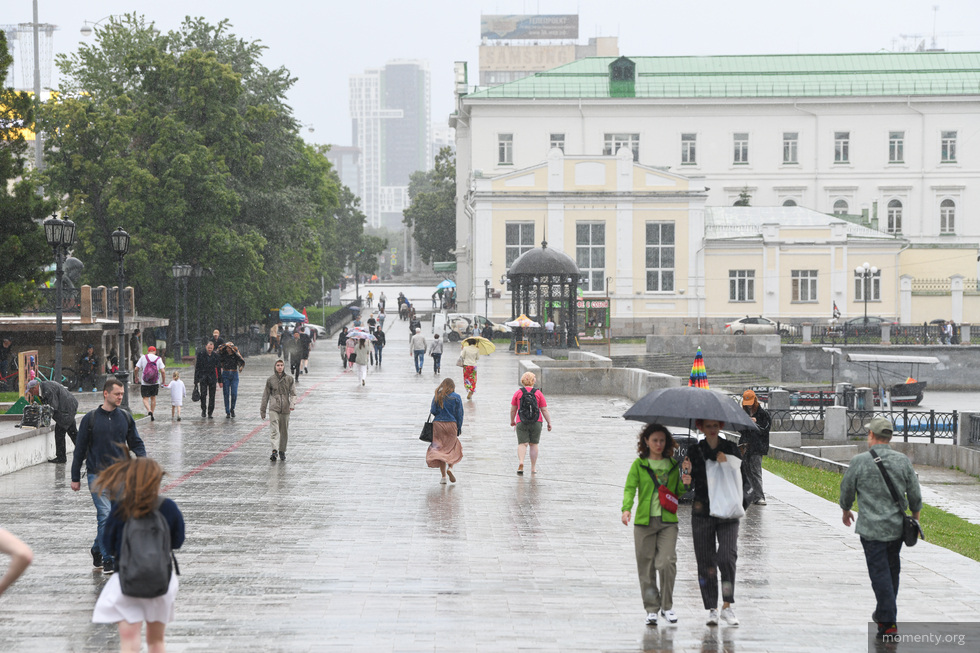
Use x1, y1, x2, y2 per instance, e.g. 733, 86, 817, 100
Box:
118, 499, 179, 598
518, 387, 541, 423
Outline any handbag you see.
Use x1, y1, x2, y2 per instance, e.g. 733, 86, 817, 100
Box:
348, 353, 356, 363
642, 464, 679, 513
455, 354, 464, 367
419, 413, 434, 442
705, 455, 746, 520
191, 385, 201, 403
871, 452, 925, 546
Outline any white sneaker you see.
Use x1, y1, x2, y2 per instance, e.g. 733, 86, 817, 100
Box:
706, 609, 719, 626
439, 477, 447, 484
720, 607, 739, 626
645, 612, 658, 626
660, 608, 677, 623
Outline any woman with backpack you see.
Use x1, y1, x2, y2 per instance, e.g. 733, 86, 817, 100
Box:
621, 424, 688, 627
508, 372, 552, 475
91, 453, 185, 653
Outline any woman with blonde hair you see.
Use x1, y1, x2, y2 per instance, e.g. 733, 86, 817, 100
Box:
509, 371, 552, 475
427, 378, 464, 483
91, 452, 185, 653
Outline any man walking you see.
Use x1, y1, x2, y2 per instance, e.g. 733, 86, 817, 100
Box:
737, 389, 771, 505
194, 341, 221, 419
840, 417, 922, 641
261, 359, 296, 462
410, 328, 427, 375
77, 344, 99, 392
27, 379, 78, 464
134, 345, 166, 421
217, 341, 245, 418
374, 328, 386, 366
284, 331, 302, 382
71, 379, 146, 575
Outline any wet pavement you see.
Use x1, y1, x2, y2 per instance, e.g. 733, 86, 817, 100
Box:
3, 312, 980, 652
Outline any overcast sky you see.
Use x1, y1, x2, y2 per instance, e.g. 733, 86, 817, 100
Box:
8, 0, 980, 146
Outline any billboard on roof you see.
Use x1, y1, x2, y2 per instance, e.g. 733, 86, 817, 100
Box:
481, 15, 579, 40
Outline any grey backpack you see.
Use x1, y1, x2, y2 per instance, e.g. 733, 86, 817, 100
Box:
118, 500, 179, 598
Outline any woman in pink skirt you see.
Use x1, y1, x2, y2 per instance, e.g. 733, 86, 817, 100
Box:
427, 378, 464, 483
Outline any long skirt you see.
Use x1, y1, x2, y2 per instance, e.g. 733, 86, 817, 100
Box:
463, 366, 477, 393
426, 421, 463, 468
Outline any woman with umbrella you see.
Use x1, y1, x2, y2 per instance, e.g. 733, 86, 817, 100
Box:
460, 338, 482, 400
353, 336, 371, 386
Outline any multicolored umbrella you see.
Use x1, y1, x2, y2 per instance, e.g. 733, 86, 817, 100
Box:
688, 347, 709, 389
505, 314, 540, 329
346, 331, 376, 341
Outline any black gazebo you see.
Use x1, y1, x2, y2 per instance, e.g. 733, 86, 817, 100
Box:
507, 241, 581, 348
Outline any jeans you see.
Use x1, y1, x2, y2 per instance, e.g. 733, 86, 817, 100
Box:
741, 453, 765, 502
221, 370, 239, 414
432, 353, 442, 373
414, 350, 425, 373
374, 344, 383, 365
88, 472, 112, 562
861, 537, 903, 625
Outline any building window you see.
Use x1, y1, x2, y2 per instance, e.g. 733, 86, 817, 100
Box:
833, 199, 849, 215
505, 222, 535, 268
733, 132, 749, 164
783, 132, 798, 164
941, 131, 957, 162
940, 199, 956, 234
576, 223, 605, 292
550, 133, 565, 152
782, 199, 797, 207
792, 270, 818, 302
603, 133, 639, 161
729, 270, 755, 302
645, 222, 675, 292
889, 131, 904, 163
887, 199, 903, 234
498, 134, 513, 165
854, 269, 881, 302
834, 131, 850, 163
681, 133, 697, 165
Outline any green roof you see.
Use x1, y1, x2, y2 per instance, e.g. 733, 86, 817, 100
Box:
467, 52, 980, 99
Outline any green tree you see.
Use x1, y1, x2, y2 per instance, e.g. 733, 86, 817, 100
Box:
734, 187, 752, 207
0, 31, 58, 314
403, 147, 455, 264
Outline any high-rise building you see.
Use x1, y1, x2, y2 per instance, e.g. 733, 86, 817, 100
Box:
324, 146, 360, 198
350, 60, 431, 230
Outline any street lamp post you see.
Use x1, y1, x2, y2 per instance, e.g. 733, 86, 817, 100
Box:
193, 265, 203, 350
43, 215, 77, 388
111, 227, 131, 410
181, 265, 191, 358
171, 264, 182, 363
855, 261, 878, 329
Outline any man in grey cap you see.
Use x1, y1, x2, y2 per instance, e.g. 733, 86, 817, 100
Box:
26, 379, 79, 464
839, 416, 922, 641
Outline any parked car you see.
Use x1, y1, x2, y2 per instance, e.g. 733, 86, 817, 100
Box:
304, 323, 327, 338
431, 313, 512, 341
831, 316, 898, 337
723, 316, 790, 336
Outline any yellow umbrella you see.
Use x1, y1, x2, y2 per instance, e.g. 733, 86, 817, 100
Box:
463, 336, 496, 355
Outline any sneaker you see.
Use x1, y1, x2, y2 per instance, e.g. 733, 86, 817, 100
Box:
92, 550, 103, 569
440, 477, 447, 484
48, 457, 67, 464
645, 612, 658, 626
754, 498, 767, 505
208, 414, 214, 419
102, 558, 115, 575
177, 417, 181, 422
202, 410, 207, 418
78, 387, 83, 392
230, 410, 235, 418
270, 450, 278, 461
720, 607, 739, 626
660, 608, 678, 623
876, 623, 898, 641
226, 413, 231, 419
92, 388, 98, 392
279, 451, 286, 461
706, 609, 719, 626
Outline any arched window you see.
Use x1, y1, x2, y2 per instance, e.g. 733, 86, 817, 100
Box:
782, 199, 797, 207
887, 199, 903, 234
833, 199, 848, 215
940, 199, 955, 234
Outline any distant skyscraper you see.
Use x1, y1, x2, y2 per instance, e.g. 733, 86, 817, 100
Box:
324, 145, 360, 198
350, 60, 431, 230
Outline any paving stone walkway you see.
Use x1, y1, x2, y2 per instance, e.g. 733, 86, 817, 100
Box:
2, 313, 980, 652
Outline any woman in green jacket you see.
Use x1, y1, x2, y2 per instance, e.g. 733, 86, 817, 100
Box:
622, 423, 689, 627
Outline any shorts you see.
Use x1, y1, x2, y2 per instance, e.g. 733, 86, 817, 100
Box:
140, 384, 159, 398
516, 421, 543, 445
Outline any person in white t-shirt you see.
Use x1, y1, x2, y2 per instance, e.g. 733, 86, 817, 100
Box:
166, 371, 186, 422
135, 346, 167, 421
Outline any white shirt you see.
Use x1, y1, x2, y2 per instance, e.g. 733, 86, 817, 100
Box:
168, 379, 186, 404
135, 354, 166, 385
545, 321, 555, 332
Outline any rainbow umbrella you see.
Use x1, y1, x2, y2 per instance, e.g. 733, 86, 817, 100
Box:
688, 347, 709, 389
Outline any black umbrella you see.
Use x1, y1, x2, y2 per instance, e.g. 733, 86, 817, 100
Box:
624, 386, 758, 431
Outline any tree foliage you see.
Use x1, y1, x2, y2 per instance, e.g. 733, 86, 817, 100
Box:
39, 15, 350, 324
0, 31, 58, 314
403, 147, 455, 265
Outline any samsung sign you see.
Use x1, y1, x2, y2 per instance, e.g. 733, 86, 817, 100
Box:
481, 15, 579, 40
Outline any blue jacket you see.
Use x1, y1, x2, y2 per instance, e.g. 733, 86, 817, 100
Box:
430, 393, 464, 434
71, 407, 147, 482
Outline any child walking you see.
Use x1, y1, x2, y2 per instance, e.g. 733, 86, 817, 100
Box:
167, 371, 186, 422
92, 453, 185, 653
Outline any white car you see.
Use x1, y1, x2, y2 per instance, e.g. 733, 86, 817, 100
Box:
724, 316, 791, 336
301, 323, 327, 338
431, 313, 512, 341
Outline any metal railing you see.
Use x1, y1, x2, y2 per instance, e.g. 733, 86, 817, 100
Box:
769, 409, 825, 437
970, 414, 980, 445
846, 409, 957, 443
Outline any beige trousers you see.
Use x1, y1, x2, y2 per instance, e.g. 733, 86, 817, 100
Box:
269, 410, 290, 453
634, 517, 679, 613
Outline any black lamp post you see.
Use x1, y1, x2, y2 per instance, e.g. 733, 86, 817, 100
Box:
171, 264, 182, 362
855, 261, 878, 328
43, 215, 77, 389
193, 265, 203, 349
180, 265, 191, 357
484, 279, 490, 319
110, 227, 131, 410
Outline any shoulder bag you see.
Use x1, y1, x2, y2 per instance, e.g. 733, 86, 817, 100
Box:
455, 353, 464, 367
642, 462, 679, 514
871, 452, 924, 546
419, 413, 434, 442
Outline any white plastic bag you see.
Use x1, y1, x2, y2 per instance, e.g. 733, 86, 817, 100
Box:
706, 456, 745, 520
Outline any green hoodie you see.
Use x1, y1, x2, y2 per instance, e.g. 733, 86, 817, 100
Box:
622, 457, 689, 525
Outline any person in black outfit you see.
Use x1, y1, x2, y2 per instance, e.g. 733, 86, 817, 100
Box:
77, 345, 99, 392
194, 341, 221, 418
0, 336, 13, 383
284, 331, 303, 382
373, 328, 386, 366
337, 326, 349, 369
737, 390, 771, 506
28, 379, 78, 463
298, 327, 312, 374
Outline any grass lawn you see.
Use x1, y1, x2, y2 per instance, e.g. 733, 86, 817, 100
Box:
0, 391, 21, 402
763, 457, 980, 563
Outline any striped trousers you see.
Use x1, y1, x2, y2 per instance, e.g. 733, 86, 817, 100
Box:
691, 514, 739, 609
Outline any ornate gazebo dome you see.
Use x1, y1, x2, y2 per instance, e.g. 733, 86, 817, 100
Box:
506, 241, 580, 348
509, 241, 580, 276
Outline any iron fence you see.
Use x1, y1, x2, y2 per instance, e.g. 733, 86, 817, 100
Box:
28, 287, 81, 314
768, 409, 825, 437
971, 414, 980, 445
846, 409, 957, 442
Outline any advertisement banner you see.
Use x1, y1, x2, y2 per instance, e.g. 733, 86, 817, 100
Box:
481, 15, 579, 40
